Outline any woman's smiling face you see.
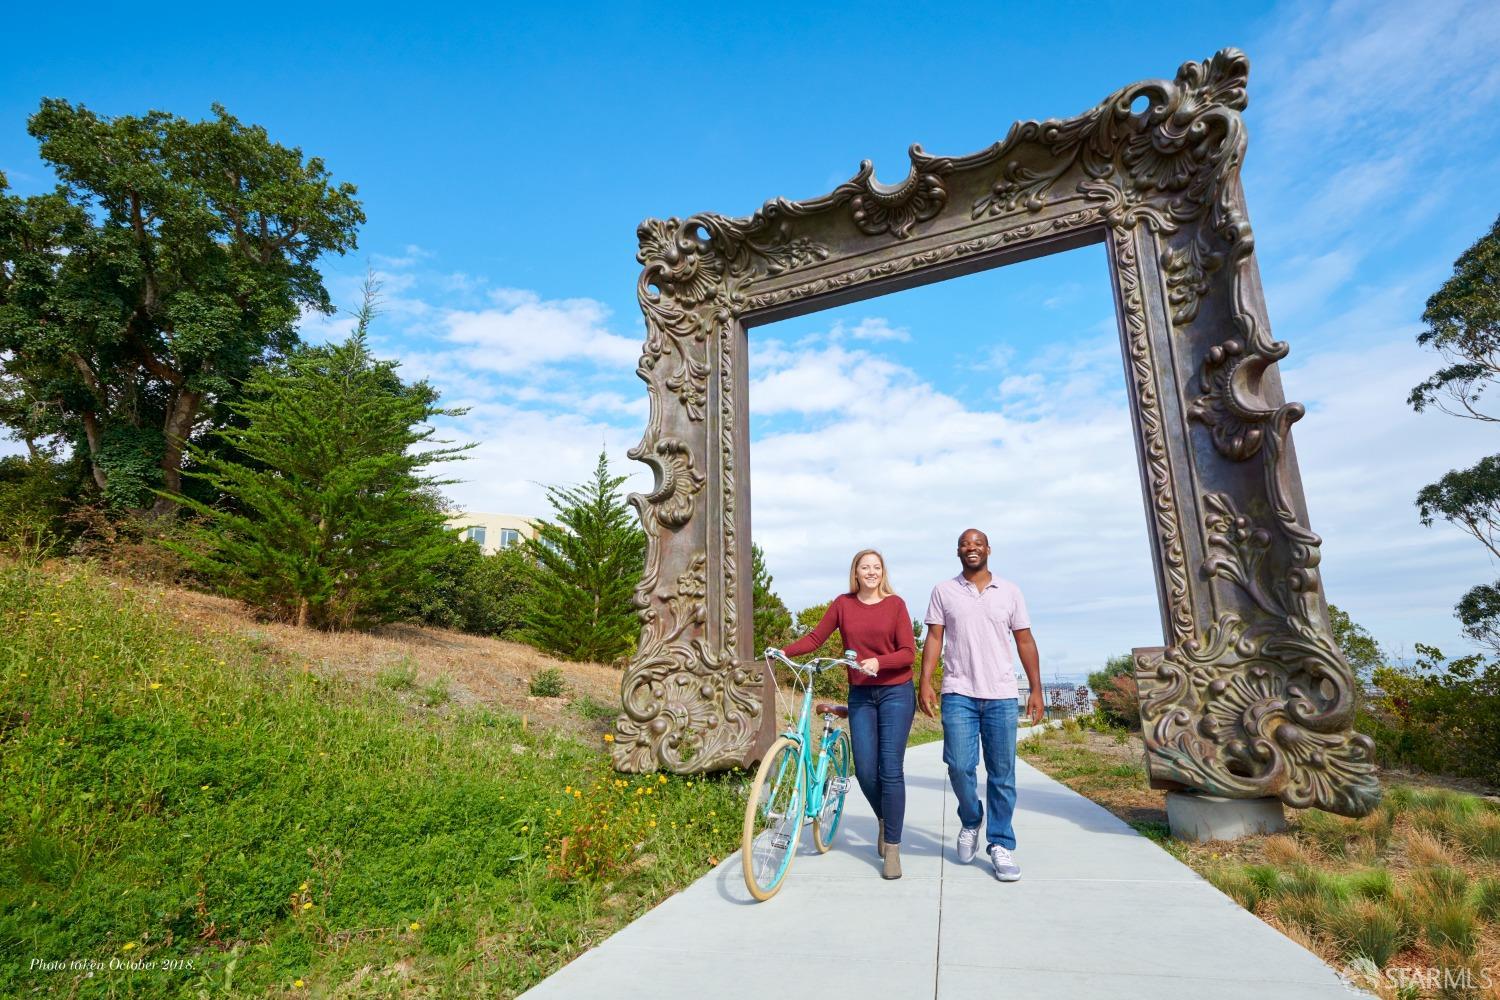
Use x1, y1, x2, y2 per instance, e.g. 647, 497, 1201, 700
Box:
856, 553, 885, 592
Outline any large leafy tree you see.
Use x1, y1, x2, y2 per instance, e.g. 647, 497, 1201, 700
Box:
0, 101, 363, 513
1411, 217, 1500, 654
170, 303, 467, 630
522, 451, 645, 663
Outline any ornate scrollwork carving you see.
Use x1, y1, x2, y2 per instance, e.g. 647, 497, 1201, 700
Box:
970, 49, 1249, 233
843, 157, 948, 239
614, 554, 764, 772
639, 439, 704, 528
1113, 227, 1196, 645
1137, 407, 1380, 817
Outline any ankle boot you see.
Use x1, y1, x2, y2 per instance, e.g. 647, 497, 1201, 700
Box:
882, 842, 902, 880
877, 819, 887, 858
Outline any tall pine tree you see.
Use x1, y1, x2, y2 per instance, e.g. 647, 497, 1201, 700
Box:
523, 451, 645, 662
751, 542, 792, 653
169, 291, 468, 629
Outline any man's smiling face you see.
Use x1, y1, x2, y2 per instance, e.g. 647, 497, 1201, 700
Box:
957, 529, 990, 571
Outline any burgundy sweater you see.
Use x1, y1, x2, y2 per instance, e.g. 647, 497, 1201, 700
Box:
782, 593, 916, 687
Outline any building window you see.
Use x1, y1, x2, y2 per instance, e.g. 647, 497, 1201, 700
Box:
499, 528, 521, 550
464, 526, 486, 547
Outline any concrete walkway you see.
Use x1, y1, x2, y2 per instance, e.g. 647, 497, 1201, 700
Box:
521, 727, 1359, 999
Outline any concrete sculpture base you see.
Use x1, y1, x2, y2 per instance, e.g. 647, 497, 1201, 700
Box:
1166, 791, 1287, 842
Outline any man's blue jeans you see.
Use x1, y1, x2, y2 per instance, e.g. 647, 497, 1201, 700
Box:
847, 683, 916, 844
941, 693, 1018, 851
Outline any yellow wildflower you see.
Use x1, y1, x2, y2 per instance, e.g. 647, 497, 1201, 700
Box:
409, 921, 422, 932
658, 775, 667, 784
294, 979, 305, 989
121, 942, 136, 952
301, 901, 313, 910
603, 733, 615, 742
300, 882, 309, 892
149, 683, 162, 690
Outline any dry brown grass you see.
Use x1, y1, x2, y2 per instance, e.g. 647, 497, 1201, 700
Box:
1022, 724, 1500, 996
137, 578, 626, 742
1264, 833, 1321, 868
1403, 828, 1463, 870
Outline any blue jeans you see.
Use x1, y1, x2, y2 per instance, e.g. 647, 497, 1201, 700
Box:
941, 694, 1018, 850
846, 683, 916, 844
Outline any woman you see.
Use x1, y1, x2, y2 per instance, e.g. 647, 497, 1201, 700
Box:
777, 549, 916, 879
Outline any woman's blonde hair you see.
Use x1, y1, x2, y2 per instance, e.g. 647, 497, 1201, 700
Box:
848, 549, 894, 599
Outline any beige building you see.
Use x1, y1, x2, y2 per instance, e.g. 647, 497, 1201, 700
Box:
445, 512, 537, 555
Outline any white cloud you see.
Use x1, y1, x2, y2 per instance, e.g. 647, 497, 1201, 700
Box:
835, 317, 910, 342
1282, 338, 1496, 652
436, 402, 649, 517
1255, 0, 1500, 154
441, 290, 639, 375
749, 338, 1155, 682
371, 244, 435, 269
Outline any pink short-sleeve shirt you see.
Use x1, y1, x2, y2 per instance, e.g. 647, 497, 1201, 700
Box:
924, 574, 1031, 699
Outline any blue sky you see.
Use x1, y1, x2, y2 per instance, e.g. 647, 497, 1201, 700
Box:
4, 1, 1499, 680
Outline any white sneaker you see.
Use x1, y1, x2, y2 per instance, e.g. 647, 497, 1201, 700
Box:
956, 826, 980, 864
989, 844, 1021, 882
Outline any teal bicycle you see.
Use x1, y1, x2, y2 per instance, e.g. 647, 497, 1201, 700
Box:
741, 647, 861, 901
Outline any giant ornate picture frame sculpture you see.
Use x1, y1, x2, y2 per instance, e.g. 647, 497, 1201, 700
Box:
612, 49, 1379, 818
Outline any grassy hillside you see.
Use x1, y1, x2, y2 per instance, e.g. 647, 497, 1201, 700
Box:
0, 564, 742, 998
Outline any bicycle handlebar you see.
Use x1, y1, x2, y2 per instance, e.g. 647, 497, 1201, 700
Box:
763, 647, 874, 677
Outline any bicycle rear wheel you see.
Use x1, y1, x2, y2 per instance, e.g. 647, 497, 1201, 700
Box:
742, 736, 805, 901
812, 728, 852, 853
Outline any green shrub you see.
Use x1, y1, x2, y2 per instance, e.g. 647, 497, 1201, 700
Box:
529, 668, 567, 698
1087, 653, 1139, 729
410, 540, 536, 639
1363, 646, 1500, 787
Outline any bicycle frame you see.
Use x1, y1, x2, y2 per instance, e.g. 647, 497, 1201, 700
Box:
764, 650, 856, 823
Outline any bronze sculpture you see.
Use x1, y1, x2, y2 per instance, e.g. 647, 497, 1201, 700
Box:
612, 48, 1379, 819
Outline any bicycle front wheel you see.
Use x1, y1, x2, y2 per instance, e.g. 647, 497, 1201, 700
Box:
812, 728, 852, 853
742, 736, 805, 901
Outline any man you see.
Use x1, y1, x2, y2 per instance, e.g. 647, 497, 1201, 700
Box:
918, 528, 1044, 881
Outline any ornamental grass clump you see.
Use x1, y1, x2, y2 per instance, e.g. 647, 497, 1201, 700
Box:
1327, 898, 1410, 967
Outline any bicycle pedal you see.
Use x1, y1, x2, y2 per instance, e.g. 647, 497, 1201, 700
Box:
771, 833, 791, 849
828, 777, 851, 795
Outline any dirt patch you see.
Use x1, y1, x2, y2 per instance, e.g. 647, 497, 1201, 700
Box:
1020, 727, 1167, 828
145, 581, 624, 742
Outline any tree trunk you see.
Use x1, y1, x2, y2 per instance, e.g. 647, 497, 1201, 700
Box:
152, 388, 203, 516
79, 410, 109, 492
